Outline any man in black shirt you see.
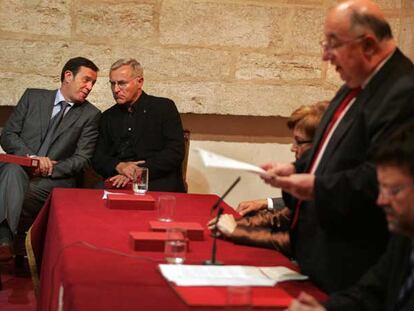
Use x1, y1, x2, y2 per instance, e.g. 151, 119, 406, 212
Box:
92, 58, 185, 192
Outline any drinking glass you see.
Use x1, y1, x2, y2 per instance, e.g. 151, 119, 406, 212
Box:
164, 227, 187, 264
157, 195, 175, 222
226, 286, 252, 310
132, 167, 148, 195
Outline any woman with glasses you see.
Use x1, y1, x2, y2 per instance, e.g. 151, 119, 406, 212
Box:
208, 101, 328, 256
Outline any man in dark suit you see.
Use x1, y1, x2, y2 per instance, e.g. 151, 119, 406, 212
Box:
287, 121, 414, 311
92, 58, 185, 192
261, 0, 414, 293
0, 57, 101, 260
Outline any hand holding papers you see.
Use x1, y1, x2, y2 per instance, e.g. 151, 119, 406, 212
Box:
196, 148, 270, 177
159, 264, 308, 287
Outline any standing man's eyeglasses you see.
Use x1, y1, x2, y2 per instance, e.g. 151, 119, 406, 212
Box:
319, 35, 366, 51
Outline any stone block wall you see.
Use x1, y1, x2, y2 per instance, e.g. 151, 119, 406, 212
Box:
1, 0, 412, 115
0, 0, 413, 204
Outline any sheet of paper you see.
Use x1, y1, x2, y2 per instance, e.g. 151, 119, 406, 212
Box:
259, 266, 308, 282
102, 190, 129, 199
196, 148, 270, 176
159, 265, 277, 286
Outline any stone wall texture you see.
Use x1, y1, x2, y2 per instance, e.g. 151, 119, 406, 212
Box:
1, 0, 413, 116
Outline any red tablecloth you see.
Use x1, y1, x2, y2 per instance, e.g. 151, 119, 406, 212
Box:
31, 188, 325, 311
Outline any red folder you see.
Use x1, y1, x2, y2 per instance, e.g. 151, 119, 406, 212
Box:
149, 221, 204, 241
129, 231, 187, 252
107, 194, 155, 210
104, 178, 133, 190
172, 286, 293, 307
0, 154, 39, 168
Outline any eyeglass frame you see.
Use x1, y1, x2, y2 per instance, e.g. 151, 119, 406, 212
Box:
293, 139, 313, 146
109, 76, 141, 90
378, 183, 413, 199
319, 34, 366, 52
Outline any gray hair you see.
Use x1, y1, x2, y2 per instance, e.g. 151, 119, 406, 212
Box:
350, 10, 393, 40
110, 58, 144, 77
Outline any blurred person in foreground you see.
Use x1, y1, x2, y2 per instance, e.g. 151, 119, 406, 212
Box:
287, 121, 414, 311
208, 101, 328, 257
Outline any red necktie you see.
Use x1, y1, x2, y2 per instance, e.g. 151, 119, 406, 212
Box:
290, 88, 361, 229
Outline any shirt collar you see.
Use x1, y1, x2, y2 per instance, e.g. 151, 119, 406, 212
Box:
362, 48, 396, 88
55, 89, 74, 107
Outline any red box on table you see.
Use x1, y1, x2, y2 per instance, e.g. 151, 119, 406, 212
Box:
149, 221, 204, 241
107, 194, 155, 210
104, 178, 133, 190
0, 154, 39, 168
129, 231, 188, 251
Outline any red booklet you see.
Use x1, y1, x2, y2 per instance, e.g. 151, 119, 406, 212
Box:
129, 231, 188, 251
104, 178, 133, 190
172, 286, 293, 307
107, 194, 155, 210
149, 221, 204, 241
0, 154, 39, 168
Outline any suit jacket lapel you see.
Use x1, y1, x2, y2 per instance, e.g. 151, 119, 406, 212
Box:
40, 90, 57, 142
309, 51, 402, 173
315, 94, 364, 173
304, 86, 349, 172
51, 102, 83, 143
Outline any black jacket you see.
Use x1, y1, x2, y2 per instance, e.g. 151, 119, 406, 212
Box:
286, 49, 414, 293
92, 92, 185, 192
324, 235, 414, 311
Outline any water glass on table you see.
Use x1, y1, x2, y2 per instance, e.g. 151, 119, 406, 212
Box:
226, 286, 252, 310
165, 227, 187, 264
157, 195, 175, 222
132, 167, 148, 195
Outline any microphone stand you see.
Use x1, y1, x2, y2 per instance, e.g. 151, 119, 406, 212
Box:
204, 177, 241, 265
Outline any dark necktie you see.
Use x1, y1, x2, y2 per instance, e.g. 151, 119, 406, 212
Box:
37, 101, 69, 156
395, 247, 414, 311
290, 88, 361, 229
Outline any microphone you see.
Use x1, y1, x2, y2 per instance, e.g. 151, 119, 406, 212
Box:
204, 176, 241, 265
210, 176, 241, 214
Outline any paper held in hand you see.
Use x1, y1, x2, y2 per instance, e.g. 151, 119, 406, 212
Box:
159, 264, 308, 287
196, 148, 270, 177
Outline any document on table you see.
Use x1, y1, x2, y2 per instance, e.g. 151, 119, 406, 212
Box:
159, 265, 307, 287
196, 148, 270, 177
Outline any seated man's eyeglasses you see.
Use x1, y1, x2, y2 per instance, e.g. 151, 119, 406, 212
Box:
320, 35, 366, 51
379, 183, 413, 198
109, 77, 139, 90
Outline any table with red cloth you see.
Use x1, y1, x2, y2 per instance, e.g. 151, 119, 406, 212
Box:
29, 188, 326, 311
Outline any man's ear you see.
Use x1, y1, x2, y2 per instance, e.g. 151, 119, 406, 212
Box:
63, 70, 74, 84
361, 36, 378, 56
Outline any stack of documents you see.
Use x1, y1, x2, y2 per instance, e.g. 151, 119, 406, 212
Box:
159, 265, 308, 287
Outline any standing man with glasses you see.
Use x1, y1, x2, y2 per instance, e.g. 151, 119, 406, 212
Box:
260, 0, 414, 293
287, 121, 414, 311
0, 57, 101, 261
92, 58, 186, 192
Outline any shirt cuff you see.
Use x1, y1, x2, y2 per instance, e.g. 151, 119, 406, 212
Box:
267, 197, 273, 210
